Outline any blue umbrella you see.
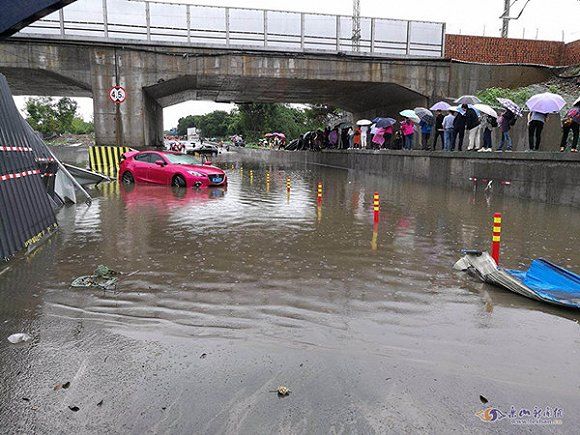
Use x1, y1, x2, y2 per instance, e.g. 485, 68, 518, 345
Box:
374, 117, 396, 128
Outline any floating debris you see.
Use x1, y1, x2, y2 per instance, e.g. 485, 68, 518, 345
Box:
276, 386, 290, 397
8, 333, 32, 344
480, 395, 489, 404
54, 381, 71, 391
68, 406, 80, 412
97, 400, 103, 407
71, 265, 119, 290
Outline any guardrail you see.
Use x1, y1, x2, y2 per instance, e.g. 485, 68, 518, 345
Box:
16, 0, 446, 57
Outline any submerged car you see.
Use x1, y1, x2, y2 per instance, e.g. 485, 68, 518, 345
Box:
119, 151, 227, 188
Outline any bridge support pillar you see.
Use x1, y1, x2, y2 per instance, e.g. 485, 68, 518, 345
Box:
91, 51, 163, 149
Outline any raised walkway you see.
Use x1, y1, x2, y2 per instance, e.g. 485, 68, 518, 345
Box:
238, 148, 580, 207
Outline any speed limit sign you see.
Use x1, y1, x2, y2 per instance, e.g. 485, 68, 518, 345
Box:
109, 85, 126, 104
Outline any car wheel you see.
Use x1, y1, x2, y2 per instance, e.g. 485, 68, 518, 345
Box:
172, 174, 187, 188
121, 171, 134, 184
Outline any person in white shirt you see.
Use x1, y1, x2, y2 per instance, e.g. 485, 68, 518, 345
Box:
442, 111, 456, 151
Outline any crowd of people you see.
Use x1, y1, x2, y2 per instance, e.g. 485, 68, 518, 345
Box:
287, 97, 580, 153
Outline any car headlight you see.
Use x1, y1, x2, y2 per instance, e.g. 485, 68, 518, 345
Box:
187, 170, 206, 177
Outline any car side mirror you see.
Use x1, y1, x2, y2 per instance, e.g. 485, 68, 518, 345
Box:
204, 161, 212, 166
155, 159, 165, 166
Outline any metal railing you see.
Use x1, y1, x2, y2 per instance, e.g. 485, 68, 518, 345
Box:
16, 0, 446, 57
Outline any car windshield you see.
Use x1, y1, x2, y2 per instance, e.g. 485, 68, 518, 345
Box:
164, 154, 201, 165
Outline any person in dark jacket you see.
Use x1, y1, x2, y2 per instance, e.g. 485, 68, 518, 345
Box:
432, 110, 444, 150
498, 109, 516, 152
452, 108, 466, 151
464, 104, 481, 151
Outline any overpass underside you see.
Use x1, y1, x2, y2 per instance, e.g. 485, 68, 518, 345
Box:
0, 38, 554, 147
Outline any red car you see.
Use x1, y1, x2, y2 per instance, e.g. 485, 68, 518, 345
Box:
119, 151, 227, 188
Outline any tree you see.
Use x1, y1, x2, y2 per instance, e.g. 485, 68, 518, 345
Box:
25, 97, 89, 136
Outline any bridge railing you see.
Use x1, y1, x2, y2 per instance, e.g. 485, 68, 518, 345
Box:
16, 0, 446, 57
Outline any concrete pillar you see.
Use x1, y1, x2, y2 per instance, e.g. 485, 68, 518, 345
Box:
90, 47, 163, 148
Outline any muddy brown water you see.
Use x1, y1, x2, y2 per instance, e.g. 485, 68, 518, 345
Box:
1, 152, 579, 433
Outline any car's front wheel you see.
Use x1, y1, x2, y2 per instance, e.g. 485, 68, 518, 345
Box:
121, 171, 134, 184
172, 174, 186, 188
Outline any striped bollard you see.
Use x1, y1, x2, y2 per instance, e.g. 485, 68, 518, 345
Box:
317, 182, 323, 204
249, 170, 254, 183
373, 192, 380, 223
286, 177, 291, 193
491, 212, 502, 265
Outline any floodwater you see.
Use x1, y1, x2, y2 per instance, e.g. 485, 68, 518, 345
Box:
1, 152, 579, 434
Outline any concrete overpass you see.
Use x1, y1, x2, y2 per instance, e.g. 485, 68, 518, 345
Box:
0, 0, 555, 147
0, 36, 555, 148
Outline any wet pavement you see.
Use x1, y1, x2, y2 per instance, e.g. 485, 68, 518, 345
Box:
1, 152, 579, 433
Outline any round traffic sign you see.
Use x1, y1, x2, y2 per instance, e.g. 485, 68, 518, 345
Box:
109, 85, 126, 104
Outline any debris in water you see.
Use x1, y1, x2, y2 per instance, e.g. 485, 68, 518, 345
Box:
480, 395, 489, 404
22, 397, 30, 402
54, 381, 70, 391
8, 333, 32, 344
200, 353, 207, 359
276, 386, 290, 397
68, 406, 80, 412
71, 265, 119, 290
97, 400, 103, 407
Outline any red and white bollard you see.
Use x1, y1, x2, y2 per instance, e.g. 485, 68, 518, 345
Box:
491, 212, 502, 265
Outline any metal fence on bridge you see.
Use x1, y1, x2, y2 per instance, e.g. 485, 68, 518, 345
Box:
15, 0, 446, 57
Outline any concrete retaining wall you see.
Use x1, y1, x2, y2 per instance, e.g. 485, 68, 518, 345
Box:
238, 148, 580, 207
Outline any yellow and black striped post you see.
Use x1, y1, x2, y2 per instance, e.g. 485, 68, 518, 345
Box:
373, 192, 380, 223
317, 181, 323, 204
491, 212, 502, 265
266, 171, 270, 192
286, 177, 291, 193
88, 146, 131, 178
249, 170, 254, 183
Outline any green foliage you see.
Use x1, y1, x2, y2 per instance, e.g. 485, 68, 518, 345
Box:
175, 103, 328, 141
70, 117, 94, 134
476, 87, 534, 107
25, 97, 89, 136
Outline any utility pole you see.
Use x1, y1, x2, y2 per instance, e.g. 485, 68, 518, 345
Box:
501, 0, 510, 38
352, 0, 361, 51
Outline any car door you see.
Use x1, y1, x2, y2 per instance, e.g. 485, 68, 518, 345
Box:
147, 153, 170, 185
132, 153, 153, 183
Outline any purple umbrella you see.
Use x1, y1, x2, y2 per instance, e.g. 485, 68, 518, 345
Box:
374, 117, 396, 128
497, 98, 523, 117
526, 92, 566, 113
430, 101, 451, 111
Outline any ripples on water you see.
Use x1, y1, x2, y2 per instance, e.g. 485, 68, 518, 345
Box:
38, 158, 578, 350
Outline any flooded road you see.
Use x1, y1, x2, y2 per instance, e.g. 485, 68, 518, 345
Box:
1, 152, 579, 433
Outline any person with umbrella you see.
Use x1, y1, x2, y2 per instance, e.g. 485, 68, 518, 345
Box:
526, 92, 566, 151
419, 120, 432, 150
560, 98, 580, 152
400, 117, 416, 150
442, 109, 456, 151
464, 104, 482, 151
498, 109, 516, 152
527, 111, 548, 151
452, 106, 466, 151
432, 110, 445, 150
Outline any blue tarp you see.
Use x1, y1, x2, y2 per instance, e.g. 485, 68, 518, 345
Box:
505, 259, 580, 308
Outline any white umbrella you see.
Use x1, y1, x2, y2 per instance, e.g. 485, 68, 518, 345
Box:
455, 95, 482, 105
526, 92, 566, 113
399, 109, 420, 123
356, 119, 372, 126
473, 103, 498, 118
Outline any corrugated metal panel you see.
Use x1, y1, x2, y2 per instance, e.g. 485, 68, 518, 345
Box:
0, 73, 57, 260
